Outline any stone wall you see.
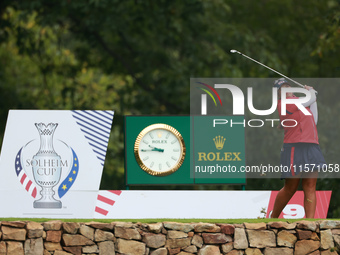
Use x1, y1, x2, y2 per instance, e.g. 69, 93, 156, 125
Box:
1, 220, 340, 255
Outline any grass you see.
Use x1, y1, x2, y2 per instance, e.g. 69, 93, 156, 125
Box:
0, 218, 335, 224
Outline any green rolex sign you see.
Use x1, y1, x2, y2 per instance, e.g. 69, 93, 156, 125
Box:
125, 116, 245, 186
191, 116, 246, 184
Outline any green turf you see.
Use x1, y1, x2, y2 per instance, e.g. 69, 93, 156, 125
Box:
0, 218, 333, 224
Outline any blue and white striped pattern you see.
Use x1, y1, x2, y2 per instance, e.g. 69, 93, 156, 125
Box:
71, 110, 114, 166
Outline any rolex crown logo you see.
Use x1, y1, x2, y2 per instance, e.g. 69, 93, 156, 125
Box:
213, 135, 226, 150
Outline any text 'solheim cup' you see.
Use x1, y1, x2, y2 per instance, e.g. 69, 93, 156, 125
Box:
32, 123, 62, 208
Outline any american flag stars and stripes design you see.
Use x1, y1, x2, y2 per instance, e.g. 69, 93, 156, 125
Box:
71, 110, 114, 167
58, 148, 79, 199
15, 147, 38, 198
94, 190, 122, 216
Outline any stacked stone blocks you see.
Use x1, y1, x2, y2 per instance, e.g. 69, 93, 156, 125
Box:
0, 220, 340, 254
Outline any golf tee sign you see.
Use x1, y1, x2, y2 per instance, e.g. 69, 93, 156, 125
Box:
0, 110, 332, 218
0, 110, 114, 218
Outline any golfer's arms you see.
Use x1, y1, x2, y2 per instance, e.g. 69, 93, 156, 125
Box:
301, 88, 317, 108
310, 101, 318, 125
301, 88, 318, 124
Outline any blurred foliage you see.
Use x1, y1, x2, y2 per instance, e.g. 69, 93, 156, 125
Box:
0, 0, 340, 217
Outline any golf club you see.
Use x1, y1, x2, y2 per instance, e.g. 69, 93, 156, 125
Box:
230, 49, 312, 90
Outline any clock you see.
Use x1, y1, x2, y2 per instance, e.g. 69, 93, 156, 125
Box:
134, 123, 186, 176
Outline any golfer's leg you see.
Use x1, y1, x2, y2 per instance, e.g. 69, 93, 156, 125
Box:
271, 178, 300, 218
302, 177, 318, 218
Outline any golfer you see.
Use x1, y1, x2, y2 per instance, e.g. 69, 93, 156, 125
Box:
271, 78, 326, 218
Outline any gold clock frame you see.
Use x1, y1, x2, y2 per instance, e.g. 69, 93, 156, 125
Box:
134, 123, 186, 176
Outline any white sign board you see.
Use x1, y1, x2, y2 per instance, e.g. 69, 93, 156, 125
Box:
93, 190, 331, 219
93, 190, 271, 219
0, 110, 114, 218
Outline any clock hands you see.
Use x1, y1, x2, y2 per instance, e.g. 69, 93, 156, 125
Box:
141, 145, 164, 152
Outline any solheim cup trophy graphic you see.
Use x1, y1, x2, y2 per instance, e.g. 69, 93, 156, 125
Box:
32, 123, 62, 208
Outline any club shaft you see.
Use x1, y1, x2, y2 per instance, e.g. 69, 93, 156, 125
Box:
231, 49, 318, 94
234, 50, 305, 88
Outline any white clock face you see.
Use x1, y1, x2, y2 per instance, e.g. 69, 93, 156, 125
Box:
134, 124, 185, 176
